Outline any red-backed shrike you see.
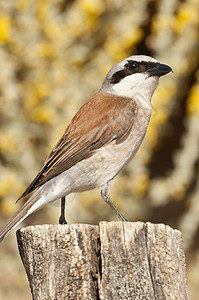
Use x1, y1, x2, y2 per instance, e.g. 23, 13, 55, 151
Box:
0, 55, 172, 242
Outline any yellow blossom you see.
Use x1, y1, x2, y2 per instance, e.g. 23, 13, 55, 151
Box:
122, 28, 143, 50
79, 0, 105, 17
0, 17, 10, 43
30, 105, 56, 124
16, 0, 28, 11
172, 3, 199, 34
0, 133, 19, 154
187, 80, 199, 116
132, 174, 149, 198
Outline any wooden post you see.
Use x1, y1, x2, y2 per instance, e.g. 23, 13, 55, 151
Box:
17, 222, 188, 300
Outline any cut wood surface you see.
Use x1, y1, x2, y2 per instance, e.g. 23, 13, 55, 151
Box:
17, 222, 188, 300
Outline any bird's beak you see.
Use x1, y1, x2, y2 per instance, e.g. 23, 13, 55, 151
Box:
147, 64, 173, 77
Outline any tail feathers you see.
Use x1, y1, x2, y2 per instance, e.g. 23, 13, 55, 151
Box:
0, 191, 41, 243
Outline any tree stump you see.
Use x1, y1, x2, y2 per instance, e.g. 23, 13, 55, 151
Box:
16, 222, 188, 300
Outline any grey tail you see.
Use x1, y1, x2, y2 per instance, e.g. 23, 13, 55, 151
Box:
0, 192, 41, 243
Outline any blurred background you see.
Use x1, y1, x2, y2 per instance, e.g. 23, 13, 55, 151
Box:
0, 0, 198, 299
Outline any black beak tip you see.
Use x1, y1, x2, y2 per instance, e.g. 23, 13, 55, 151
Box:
160, 64, 173, 75
148, 63, 173, 77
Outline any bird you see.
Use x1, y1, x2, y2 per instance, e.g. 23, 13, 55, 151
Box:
0, 55, 172, 242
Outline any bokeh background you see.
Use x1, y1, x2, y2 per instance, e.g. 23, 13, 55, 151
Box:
0, 0, 198, 299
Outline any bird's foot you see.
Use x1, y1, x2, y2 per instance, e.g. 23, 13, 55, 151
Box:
59, 216, 67, 225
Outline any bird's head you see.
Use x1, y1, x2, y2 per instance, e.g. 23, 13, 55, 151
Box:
100, 55, 172, 102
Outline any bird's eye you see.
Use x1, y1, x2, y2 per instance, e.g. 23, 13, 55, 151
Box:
127, 61, 138, 70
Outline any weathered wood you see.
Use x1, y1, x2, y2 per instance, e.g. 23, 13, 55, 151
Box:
17, 224, 100, 299
99, 222, 188, 300
17, 222, 188, 300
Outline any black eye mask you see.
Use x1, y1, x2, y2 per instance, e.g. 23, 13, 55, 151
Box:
110, 60, 159, 84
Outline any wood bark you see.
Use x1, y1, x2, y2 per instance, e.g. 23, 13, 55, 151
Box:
17, 222, 188, 300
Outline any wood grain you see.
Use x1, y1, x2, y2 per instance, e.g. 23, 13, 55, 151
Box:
17, 222, 188, 300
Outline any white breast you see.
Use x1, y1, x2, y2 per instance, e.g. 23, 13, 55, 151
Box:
37, 101, 151, 201
88, 104, 151, 187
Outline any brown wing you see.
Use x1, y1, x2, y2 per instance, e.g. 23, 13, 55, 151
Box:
17, 94, 137, 201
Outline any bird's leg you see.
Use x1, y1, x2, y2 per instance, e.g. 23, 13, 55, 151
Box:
59, 196, 67, 224
100, 180, 127, 222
